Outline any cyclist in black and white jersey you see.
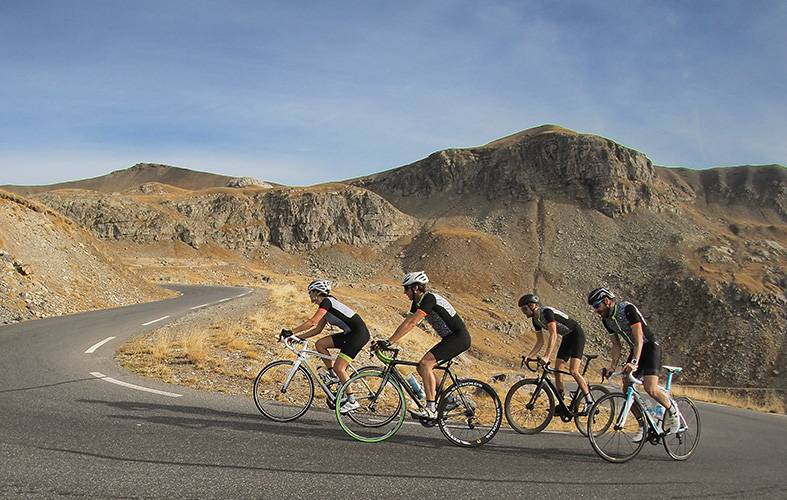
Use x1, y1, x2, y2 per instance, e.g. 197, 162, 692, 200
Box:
280, 280, 370, 413
375, 271, 471, 420
518, 294, 594, 412
587, 287, 679, 434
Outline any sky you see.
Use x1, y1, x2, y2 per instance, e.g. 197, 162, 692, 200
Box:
1, 0, 785, 186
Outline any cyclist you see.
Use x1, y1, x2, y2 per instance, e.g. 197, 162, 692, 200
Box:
280, 279, 370, 413
374, 271, 471, 420
587, 287, 680, 435
518, 293, 594, 413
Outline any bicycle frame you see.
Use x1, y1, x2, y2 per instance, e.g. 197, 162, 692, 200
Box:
524, 356, 595, 416
280, 338, 349, 402
374, 354, 462, 412
611, 370, 685, 436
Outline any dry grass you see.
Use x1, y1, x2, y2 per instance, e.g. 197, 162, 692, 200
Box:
672, 385, 786, 414
151, 334, 171, 361
181, 329, 210, 364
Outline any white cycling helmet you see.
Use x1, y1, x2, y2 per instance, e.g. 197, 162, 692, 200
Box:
587, 287, 615, 305
402, 271, 429, 287
307, 279, 332, 295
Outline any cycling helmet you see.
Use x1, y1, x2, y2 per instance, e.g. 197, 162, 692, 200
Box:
518, 294, 540, 307
587, 287, 615, 305
402, 271, 429, 287
307, 279, 332, 295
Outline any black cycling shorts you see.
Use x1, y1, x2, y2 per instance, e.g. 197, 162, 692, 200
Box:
330, 324, 370, 362
556, 326, 586, 362
628, 341, 661, 377
429, 328, 471, 364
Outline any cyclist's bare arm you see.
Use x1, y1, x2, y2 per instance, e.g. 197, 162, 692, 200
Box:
542, 321, 558, 361
608, 334, 621, 373
293, 312, 328, 338
389, 310, 427, 344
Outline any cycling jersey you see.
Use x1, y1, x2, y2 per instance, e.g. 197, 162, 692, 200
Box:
319, 297, 365, 334
531, 307, 579, 336
601, 301, 656, 348
410, 292, 466, 338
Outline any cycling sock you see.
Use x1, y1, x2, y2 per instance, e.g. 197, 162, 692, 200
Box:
585, 394, 594, 404
668, 404, 677, 415
426, 401, 436, 412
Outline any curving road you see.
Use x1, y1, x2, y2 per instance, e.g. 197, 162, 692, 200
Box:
1, 286, 785, 498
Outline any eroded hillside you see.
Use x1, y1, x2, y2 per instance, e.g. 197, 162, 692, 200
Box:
0, 190, 173, 323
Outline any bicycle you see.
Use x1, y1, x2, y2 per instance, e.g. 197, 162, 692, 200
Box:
252, 335, 373, 422
586, 365, 701, 463
504, 354, 612, 436
334, 344, 503, 447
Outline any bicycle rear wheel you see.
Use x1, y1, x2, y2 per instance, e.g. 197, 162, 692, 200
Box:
335, 370, 405, 443
438, 379, 502, 447
588, 392, 646, 463
504, 379, 554, 434
574, 384, 613, 437
253, 360, 314, 422
663, 396, 701, 460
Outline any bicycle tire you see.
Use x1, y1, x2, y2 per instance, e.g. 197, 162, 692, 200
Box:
504, 378, 554, 434
438, 379, 503, 447
574, 384, 612, 437
345, 368, 402, 428
588, 392, 647, 463
663, 396, 701, 460
253, 360, 314, 422
335, 370, 406, 443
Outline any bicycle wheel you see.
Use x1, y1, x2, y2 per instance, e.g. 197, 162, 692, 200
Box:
504, 378, 554, 434
588, 392, 646, 463
438, 379, 503, 447
345, 368, 403, 428
663, 396, 701, 460
253, 360, 314, 422
574, 384, 612, 437
335, 370, 406, 443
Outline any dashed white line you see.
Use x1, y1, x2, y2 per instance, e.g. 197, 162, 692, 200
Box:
217, 297, 233, 303
235, 291, 252, 298
90, 372, 182, 397
190, 303, 210, 310
84, 336, 116, 354
141, 315, 170, 326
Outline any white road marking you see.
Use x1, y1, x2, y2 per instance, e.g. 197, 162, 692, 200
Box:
90, 372, 182, 397
84, 336, 116, 354
235, 291, 252, 298
141, 315, 170, 326
217, 297, 233, 303
190, 303, 210, 310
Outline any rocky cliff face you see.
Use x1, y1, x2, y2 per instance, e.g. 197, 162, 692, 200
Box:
37, 187, 415, 253
353, 126, 675, 216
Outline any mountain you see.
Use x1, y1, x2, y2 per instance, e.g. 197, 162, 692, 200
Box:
12, 126, 787, 390
2, 163, 273, 195
0, 189, 171, 323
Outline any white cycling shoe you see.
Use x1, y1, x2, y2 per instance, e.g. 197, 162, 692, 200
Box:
339, 399, 360, 414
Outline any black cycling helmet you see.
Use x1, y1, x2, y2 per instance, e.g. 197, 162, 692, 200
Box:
587, 287, 615, 305
518, 293, 540, 307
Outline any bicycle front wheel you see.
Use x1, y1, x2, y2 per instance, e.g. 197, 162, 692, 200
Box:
438, 379, 503, 447
335, 370, 405, 443
253, 360, 314, 422
588, 392, 646, 463
504, 379, 554, 434
663, 396, 701, 460
574, 384, 613, 437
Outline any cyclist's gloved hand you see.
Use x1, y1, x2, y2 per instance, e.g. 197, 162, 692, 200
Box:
279, 329, 293, 340
373, 339, 391, 350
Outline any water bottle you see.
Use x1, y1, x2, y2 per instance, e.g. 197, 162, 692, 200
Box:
641, 394, 662, 420
406, 374, 425, 400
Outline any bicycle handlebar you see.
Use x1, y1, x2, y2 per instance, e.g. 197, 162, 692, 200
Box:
602, 368, 643, 385
521, 356, 551, 373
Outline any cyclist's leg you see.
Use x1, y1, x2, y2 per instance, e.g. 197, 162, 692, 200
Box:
334, 326, 370, 385
423, 328, 471, 403
638, 342, 671, 409
565, 328, 590, 397
316, 335, 338, 370
418, 352, 439, 402
553, 358, 566, 395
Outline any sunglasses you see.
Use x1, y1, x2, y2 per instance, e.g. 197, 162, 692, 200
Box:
592, 300, 605, 310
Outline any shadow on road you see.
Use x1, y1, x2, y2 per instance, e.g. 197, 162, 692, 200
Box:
0, 377, 98, 394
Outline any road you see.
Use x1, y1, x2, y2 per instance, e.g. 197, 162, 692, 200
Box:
1, 285, 785, 498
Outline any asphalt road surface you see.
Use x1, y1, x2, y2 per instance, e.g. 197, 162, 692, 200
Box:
1, 286, 785, 498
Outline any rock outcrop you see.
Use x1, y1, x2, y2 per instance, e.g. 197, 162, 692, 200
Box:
38, 187, 415, 252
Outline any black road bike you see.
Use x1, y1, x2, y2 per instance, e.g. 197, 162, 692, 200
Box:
504, 354, 612, 436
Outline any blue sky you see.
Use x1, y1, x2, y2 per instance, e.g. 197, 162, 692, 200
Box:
1, 0, 785, 186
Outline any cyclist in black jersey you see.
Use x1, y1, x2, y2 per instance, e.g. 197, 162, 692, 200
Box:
587, 287, 679, 433
375, 271, 471, 420
280, 279, 370, 413
518, 294, 594, 411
